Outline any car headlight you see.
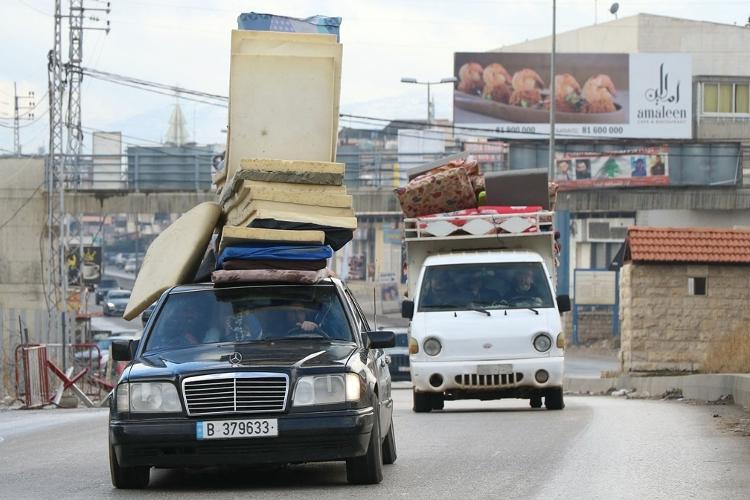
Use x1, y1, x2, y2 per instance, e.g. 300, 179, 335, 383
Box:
423, 337, 442, 356
107, 302, 115, 308
292, 373, 361, 407
533, 334, 552, 352
116, 382, 182, 413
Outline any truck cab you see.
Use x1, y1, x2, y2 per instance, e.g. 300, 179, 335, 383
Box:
400, 210, 570, 411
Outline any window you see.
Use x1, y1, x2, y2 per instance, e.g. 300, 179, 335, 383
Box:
688, 277, 707, 296
701, 81, 750, 115
417, 262, 554, 312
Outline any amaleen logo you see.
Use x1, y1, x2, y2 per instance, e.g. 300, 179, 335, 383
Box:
637, 62, 687, 120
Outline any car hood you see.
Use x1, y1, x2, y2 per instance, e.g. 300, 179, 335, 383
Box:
127, 341, 358, 380
107, 298, 130, 305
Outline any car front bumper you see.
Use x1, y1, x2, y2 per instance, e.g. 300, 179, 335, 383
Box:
110, 407, 374, 467
411, 356, 564, 396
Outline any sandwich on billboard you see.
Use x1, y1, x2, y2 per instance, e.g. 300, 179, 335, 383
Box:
453, 52, 692, 139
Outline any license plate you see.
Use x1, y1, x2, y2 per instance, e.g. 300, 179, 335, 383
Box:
477, 364, 513, 375
398, 366, 411, 372
196, 419, 278, 440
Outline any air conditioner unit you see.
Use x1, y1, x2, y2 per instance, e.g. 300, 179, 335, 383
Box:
586, 219, 634, 242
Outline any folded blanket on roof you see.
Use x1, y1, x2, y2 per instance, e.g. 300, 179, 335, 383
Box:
212, 268, 332, 285
216, 243, 334, 268
222, 259, 327, 271
249, 219, 353, 251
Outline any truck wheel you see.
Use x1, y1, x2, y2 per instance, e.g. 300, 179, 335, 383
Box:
381, 415, 397, 465
109, 445, 149, 489
530, 396, 542, 408
346, 410, 384, 484
431, 393, 445, 410
413, 390, 432, 413
545, 388, 565, 410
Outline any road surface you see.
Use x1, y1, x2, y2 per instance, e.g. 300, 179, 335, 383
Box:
1, 391, 748, 499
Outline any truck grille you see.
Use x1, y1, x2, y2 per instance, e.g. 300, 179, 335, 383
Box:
454, 373, 524, 387
182, 372, 289, 416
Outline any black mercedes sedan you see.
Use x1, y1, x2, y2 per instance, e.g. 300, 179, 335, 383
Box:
109, 279, 397, 489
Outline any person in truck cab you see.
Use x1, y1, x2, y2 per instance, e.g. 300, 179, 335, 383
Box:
422, 272, 455, 307
507, 268, 543, 306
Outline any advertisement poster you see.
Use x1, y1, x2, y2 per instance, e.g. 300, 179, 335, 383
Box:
554, 146, 669, 189
453, 52, 691, 139
66, 246, 102, 286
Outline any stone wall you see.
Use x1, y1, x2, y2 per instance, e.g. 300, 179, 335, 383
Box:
619, 263, 750, 372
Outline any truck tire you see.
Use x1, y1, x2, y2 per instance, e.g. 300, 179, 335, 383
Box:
109, 445, 150, 489
530, 396, 543, 408
545, 388, 565, 410
381, 415, 398, 465
413, 390, 432, 413
431, 393, 445, 410
346, 410, 384, 484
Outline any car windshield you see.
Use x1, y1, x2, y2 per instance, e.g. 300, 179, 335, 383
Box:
108, 291, 130, 299
144, 285, 354, 352
418, 262, 554, 312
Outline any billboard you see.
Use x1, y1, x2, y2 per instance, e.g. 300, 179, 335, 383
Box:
554, 146, 669, 189
454, 52, 692, 139
66, 246, 102, 286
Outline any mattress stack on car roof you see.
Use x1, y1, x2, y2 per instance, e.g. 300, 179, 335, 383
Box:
208, 28, 351, 285
122, 28, 350, 320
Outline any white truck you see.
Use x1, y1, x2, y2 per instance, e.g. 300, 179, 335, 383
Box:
400, 209, 570, 412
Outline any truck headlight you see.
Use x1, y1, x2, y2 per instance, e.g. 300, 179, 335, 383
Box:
292, 373, 361, 407
107, 302, 115, 308
533, 334, 552, 352
423, 337, 442, 356
119, 382, 182, 413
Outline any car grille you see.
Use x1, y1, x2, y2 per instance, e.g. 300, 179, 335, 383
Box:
454, 373, 524, 387
182, 372, 289, 416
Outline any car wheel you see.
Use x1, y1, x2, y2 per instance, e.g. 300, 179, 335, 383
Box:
530, 396, 543, 408
346, 409, 384, 484
109, 445, 149, 489
412, 390, 432, 413
545, 388, 565, 410
381, 414, 397, 465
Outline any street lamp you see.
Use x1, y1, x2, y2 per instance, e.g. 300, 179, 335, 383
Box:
400, 77, 457, 125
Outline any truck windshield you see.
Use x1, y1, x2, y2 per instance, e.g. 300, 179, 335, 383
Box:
417, 262, 554, 312
144, 285, 354, 352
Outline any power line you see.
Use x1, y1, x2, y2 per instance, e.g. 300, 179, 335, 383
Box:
0, 182, 44, 231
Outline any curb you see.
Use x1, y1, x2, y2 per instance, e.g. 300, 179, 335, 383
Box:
565, 373, 750, 410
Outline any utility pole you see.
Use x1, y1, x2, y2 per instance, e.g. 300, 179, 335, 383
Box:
548, 0, 557, 181
46, 0, 110, 371
13, 82, 36, 156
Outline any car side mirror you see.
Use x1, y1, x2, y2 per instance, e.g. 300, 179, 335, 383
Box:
556, 294, 571, 313
112, 339, 138, 361
401, 300, 414, 319
365, 330, 396, 349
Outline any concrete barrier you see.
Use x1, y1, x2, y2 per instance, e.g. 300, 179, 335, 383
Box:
565, 373, 750, 410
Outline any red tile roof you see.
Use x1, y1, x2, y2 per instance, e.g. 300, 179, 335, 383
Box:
625, 227, 750, 264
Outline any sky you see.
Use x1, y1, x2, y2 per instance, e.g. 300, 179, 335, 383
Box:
1, 0, 749, 154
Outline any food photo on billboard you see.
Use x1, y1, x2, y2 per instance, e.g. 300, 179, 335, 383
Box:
453, 52, 691, 139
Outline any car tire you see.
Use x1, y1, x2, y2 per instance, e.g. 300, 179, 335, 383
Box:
346, 409, 384, 484
530, 396, 543, 408
413, 390, 432, 413
381, 415, 397, 465
545, 388, 565, 410
109, 445, 149, 489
